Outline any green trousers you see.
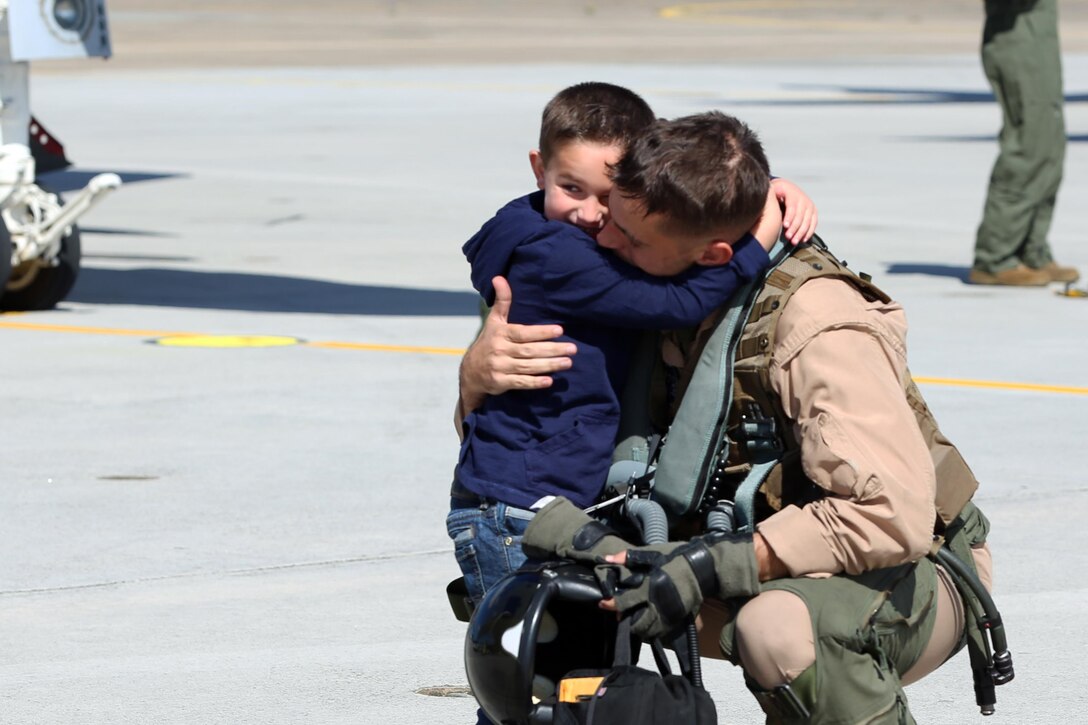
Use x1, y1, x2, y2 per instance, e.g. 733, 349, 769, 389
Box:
974, 0, 1065, 273
716, 504, 990, 724
720, 561, 938, 725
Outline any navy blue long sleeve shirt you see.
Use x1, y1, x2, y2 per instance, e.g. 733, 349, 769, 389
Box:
458, 191, 769, 509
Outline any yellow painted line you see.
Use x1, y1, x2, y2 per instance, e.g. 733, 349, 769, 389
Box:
913, 377, 1088, 397
0, 319, 465, 357
154, 334, 302, 348
3, 319, 1085, 393
0, 320, 182, 337
658, 2, 967, 33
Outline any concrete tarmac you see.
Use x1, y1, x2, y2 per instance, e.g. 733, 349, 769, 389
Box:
4, 2, 1087, 723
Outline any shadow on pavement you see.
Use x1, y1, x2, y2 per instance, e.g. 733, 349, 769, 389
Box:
900, 133, 1088, 143
69, 267, 480, 316
885, 263, 971, 282
38, 169, 184, 193
727, 85, 1088, 106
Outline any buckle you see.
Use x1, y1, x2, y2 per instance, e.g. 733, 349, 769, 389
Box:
733, 402, 783, 463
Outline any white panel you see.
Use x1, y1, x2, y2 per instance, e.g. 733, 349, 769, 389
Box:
7, 0, 111, 61
0, 61, 30, 146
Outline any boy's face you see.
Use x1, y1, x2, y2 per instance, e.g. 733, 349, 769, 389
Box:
597, 188, 739, 277
530, 141, 621, 238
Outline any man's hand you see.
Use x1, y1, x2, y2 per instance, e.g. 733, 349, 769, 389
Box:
596, 533, 761, 640
771, 177, 818, 244
595, 541, 718, 640
521, 497, 632, 563
458, 276, 577, 419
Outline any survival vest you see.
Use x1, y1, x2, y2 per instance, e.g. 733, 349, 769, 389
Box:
614, 236, 980, 536
611, 237, 1010, 715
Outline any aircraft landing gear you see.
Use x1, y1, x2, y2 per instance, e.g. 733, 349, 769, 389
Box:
1, 224, 80, 311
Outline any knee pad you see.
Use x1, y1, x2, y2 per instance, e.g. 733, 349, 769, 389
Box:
748, 663, 914, 725
747, 665, 814, 724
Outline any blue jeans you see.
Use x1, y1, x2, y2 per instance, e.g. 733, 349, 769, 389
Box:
447, 484, 534, 605
447, 484, 536, 725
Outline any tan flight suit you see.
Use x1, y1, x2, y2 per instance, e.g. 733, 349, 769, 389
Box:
685, 276, 994, 723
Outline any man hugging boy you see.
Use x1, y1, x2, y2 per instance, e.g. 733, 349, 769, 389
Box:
448, 82, 817, 605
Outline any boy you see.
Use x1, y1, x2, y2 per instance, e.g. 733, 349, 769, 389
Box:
448, 83, 815, 606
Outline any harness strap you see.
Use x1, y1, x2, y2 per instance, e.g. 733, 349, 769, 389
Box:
732, 459, 777, 534
650, 235, 794, 519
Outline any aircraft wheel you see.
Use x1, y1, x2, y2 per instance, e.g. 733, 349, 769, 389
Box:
1, 225, 81, 311
0, 220, 11, 290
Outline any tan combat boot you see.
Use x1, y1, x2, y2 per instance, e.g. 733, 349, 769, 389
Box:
968, 264, 1050, 286
1032, 262, 1080, 283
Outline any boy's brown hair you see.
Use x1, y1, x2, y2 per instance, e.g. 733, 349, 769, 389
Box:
610, 111, 771, 240
538, 82, 656, 163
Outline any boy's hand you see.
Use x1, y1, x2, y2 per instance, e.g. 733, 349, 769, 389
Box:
772, 177, 818, 244
751, 187, 785, 252
458, 276, 577, 414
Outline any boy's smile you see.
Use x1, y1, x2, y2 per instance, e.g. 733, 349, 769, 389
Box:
530, 141, 621, 238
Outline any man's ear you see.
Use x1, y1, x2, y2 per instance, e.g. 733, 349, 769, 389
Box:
695, 240, 734, 267
529, 150, 546, 190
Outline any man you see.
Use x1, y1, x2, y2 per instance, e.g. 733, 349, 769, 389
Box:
970, 0, 1078, 286
459, 112, 996, 723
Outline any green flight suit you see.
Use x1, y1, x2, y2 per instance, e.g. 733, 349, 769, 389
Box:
974, 0, 1065, 273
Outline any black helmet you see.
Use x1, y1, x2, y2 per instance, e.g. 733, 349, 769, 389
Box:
465, 560, 618, 724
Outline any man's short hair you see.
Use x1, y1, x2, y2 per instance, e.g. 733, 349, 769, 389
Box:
539, 82, 656, 163
610, 111, 771, 240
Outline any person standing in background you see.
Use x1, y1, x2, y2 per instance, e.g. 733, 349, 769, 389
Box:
970, 0, 1080, 286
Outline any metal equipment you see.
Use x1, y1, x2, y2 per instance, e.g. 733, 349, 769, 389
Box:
0, 0, 120, 309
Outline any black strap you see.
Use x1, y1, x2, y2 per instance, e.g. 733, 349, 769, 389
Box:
681, 540, 718, 595
573, 520, 617, 551
612, 617, 633, 667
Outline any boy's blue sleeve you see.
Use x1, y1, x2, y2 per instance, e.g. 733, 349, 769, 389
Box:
728, 232, 773, 281
463, 194, 545, 302
537, 232, 769, 329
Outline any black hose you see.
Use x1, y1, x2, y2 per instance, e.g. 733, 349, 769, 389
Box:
686, 616, 703, 688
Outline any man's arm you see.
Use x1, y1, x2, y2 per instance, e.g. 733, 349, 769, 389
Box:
455, 276, 577, 436
598, 281, 933, 587
756, 279, 937, 576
